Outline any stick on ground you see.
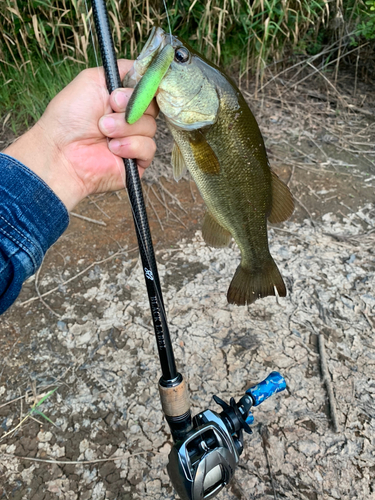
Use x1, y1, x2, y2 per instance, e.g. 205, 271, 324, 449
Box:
260, 424, 278, 500
318, 333, 339, 433
70, 212, 107, 226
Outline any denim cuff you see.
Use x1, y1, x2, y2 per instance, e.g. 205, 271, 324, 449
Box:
0, 152, 69, 313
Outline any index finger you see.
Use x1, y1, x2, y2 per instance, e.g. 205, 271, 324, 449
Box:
110, 88, 159, 119
113, 59, 159, 119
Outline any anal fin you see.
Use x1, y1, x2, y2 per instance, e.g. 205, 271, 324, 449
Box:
268, 171, 294, 223
202, 212, 232, 248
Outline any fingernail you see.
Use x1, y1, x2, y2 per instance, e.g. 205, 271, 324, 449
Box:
100, 116, 116, 133
114, 90, 128, 109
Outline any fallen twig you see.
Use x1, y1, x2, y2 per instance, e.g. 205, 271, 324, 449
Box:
339, 202, 374, 228
19, 248, 137, 307
70, 212, 107, 226
0, 450, 151, 465
88, 196, 111, 219
34, 266, 60, 317
306, 90, 375, 118
0, 388, 57, 441
146, 188, 164, 231
260, 424, 278, 500
150, 185, 187, 228
293, 195, 316, 227
318, 333, 339, 433
0, 394, 27, 410
280, 42, 370, 96
158, 181, 188, 213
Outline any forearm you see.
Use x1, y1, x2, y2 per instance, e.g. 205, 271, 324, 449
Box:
4, 122, 85, 212
0, 152, 69, 314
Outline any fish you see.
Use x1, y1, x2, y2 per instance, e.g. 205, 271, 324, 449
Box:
124, 27, 294, 306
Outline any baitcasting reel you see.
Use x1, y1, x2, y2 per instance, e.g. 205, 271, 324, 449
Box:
167, 372, 286, 500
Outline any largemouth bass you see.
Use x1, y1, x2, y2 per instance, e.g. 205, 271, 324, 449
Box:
125, 27, 294, 306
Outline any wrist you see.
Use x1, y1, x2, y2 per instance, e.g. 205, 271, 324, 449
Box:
3, 122, 86, 212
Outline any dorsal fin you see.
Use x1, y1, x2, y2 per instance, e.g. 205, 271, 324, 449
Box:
189, 130, 220, 175
268, 171, 294, 223
171, 142, 187, 181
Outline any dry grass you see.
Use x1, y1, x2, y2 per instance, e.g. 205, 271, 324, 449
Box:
0, 0, 372, 132
0, 0, 369, 76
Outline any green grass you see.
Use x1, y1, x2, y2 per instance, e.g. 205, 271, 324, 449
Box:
0, 0, 373, 135
0, 388, 57, 441
1, 56, 85, 133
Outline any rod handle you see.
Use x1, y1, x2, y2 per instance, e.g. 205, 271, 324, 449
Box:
159, 378, 190, 417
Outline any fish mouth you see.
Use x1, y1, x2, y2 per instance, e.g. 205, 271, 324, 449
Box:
123, 27, 173, 88
138, 26, 172, 60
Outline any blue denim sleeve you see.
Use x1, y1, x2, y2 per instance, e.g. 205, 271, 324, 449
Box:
0, 152, 69, 314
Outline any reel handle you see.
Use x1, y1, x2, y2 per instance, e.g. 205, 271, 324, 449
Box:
246, 371, 286, 407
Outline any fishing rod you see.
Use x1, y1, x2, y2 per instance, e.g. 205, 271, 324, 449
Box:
91, 2, 287, 498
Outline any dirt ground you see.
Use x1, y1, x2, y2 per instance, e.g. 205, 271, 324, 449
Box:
0, 71, 374, 500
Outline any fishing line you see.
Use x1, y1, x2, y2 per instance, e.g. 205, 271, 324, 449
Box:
162, 0, 172, 40
84, 0, 109, 107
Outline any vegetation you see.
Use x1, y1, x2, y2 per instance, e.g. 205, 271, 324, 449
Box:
0, 0, 373, 133
0, 388, 57, 440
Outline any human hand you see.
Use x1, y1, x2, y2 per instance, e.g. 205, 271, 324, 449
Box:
4, 60, 158, 211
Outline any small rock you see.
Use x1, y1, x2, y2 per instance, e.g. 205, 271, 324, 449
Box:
57, 321, 67, 332
298, 440, 320, 456
37, 431, 53, 443
146, 479, 162, 494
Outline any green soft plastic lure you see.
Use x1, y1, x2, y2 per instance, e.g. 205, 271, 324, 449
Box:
125, 44, 174, 125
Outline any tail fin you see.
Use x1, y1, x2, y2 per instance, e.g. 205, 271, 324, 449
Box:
227, 258, 286, 306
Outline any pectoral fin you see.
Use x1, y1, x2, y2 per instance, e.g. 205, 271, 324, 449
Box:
171, 142, 187, 181
202, 211, 232, 248
268, 171, 295, 223
189, 131, 220, 175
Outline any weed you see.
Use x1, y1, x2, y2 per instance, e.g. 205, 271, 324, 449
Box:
0, 0, 373, 133
0, 387, 58, 441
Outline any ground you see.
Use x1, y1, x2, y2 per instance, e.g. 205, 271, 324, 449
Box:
0, 70, 374, 500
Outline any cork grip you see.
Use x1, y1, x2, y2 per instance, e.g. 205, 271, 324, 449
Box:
158, 379, 190, 417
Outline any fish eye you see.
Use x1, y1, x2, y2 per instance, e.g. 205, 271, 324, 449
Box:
174, 47, 189, 64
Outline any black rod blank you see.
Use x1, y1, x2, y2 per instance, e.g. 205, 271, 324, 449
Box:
91, 0, 178, 382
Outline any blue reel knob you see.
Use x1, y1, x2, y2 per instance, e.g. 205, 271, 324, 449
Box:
246, 372, 286, 407
245, 412, 254, 426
